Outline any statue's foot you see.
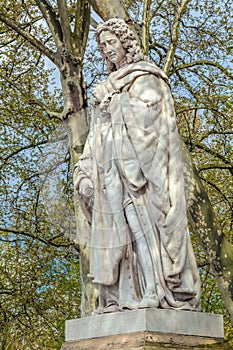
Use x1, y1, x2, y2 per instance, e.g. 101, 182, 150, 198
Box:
138, 292, 159, 309
120, 299, 139, 310
92, 306, 104, 315
103, 303, 120, 313
139, 297, 159, 308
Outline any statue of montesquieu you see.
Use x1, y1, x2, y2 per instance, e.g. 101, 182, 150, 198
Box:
74, 18, 201, 314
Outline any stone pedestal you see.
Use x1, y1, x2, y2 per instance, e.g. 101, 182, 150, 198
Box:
61, 309, 227, 350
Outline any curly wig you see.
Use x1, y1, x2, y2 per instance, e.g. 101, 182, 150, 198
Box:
95, 18, 147, 73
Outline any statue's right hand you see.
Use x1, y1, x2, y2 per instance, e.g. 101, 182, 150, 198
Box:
92, 83, 108, 103
78, 178, 94, 198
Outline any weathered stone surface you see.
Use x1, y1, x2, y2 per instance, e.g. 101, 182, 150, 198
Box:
61, 331, 229, 350
65, 309, 224, 342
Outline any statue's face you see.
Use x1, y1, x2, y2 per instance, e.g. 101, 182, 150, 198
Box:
99, 31, 126, 68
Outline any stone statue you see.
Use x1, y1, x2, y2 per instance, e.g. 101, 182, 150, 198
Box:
74, 18, 201, 314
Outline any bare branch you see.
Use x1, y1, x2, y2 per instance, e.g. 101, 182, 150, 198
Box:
163, 0, 190, 75
149, 41, 167, 53
0, 73, 61, 119
0, 227, 70, 248
90, 16, 98, 28
170, 60, 233, 80
48, 111, 64, 120
176, 105, 213, 114
0, 289, 16, 295
0, 12, 57, 65
200, 177, 233, 210
87, 0, 140, 42
175, 70, 199, 100
47, 233, 64, 241
34, 0, 64, 51
2, 140, 49, 164
142, 0, 151, 55
149, 0, 166, 20
57, 0, 72, 50
198, 164, 233, 172
87, 0, 129, 21
193, 143, 233, 174
197, 131, 233, 143
73, 0, 91, 59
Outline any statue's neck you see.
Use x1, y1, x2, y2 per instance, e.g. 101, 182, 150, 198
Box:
116, 57, 127, 70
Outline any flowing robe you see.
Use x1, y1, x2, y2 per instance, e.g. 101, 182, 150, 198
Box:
74, 61, 201, 310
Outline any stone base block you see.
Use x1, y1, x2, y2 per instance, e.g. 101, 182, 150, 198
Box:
61, 331, 229, 350
61, 309, 227, 350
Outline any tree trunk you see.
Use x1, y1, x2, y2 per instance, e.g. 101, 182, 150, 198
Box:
181, 142, 233, 323
58, 57, 100, 316
188, 169, 233, 323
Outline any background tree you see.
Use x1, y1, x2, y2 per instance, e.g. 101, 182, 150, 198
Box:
0, 0, 232, 348
0, 41, 81, 348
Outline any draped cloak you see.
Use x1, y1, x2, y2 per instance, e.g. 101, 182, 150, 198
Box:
74, 61, 201, 310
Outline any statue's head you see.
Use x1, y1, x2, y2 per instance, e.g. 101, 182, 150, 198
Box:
95, 18, 146, 73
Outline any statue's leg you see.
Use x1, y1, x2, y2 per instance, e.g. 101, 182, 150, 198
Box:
118, 253, 141, 310
125, 203, 159, 308
102, 283, 120, 313
92, 283, 120, 314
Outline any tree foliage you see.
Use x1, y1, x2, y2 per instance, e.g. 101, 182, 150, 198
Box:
0, 0, 232, 348
0, 37, 81, 348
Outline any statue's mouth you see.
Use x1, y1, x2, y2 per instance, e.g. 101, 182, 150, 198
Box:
108, 53, 116, 59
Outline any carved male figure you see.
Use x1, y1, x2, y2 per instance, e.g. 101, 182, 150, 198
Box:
74, 18, 201, 314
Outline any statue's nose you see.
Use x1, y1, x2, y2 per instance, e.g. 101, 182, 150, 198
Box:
105, 43, 114, 53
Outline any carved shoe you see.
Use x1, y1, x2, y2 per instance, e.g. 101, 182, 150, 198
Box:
103, 303, 120, 313
120, 299, 140, 310
92, 306, 104, 315
138, 291, 159, 309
